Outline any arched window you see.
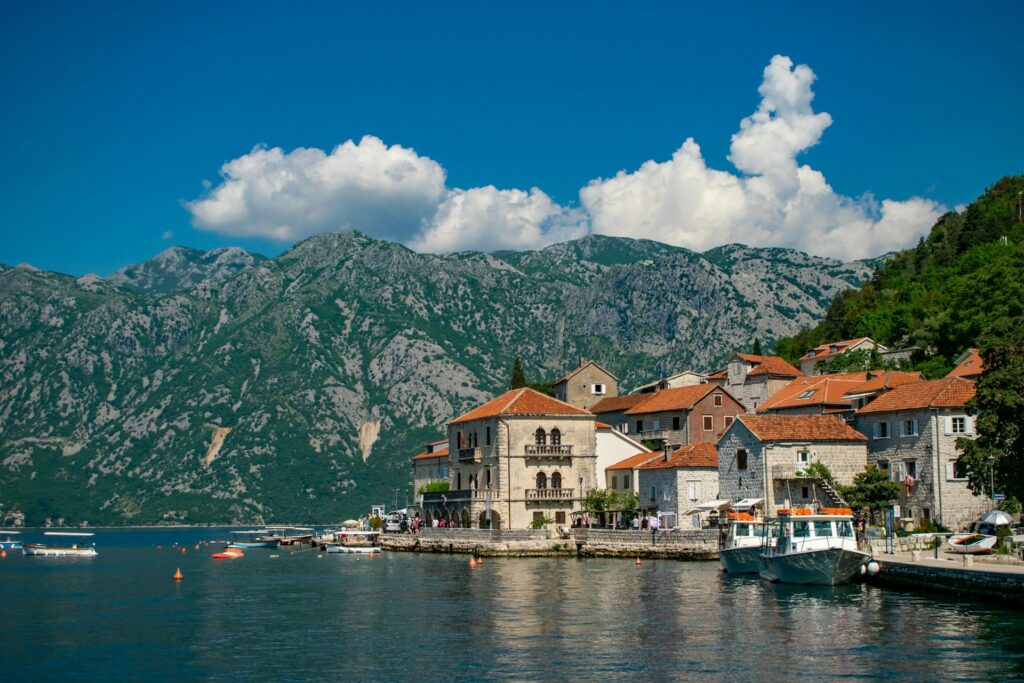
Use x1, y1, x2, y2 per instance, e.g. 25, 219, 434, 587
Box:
551, 472, 562, 490
536, 472, 547, 489
535, 428, 547, 446
550, 428, 561, 446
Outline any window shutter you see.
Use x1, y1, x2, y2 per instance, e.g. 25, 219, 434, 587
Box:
912, 419, 919, 436
872, 423, 879, 438
945, 462, 953, 480
964, 417, 974, 435
944, 417, 952, 435
898, 421, 905, 437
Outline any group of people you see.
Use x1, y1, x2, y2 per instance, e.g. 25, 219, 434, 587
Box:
630, 514, 663, 544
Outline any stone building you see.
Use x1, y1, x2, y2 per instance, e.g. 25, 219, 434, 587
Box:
420, 388, 597, 529
622, 384, 744, 451
855, 377, 988, 531
946, 348, 983, 381
632, 370, 708, 394
553, 359, 618, 411
637, 443, 719, 529
708, 353, 803, 412
411, 438, 449, 505
799, 337, 885, 375
605, 450, 664, 497
590, 394, 652, 435
717, 415, 868, 512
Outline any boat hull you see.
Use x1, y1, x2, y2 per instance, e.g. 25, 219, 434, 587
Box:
0, 541, 22, 550
947, 533, 997, 554
720, 546, 761, 574
324, 544, 381, 554
228, 540, 280, 549
23, 544, 97, 557
760, 547, 868, 586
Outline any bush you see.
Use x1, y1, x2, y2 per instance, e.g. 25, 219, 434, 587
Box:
529, 516, 554, 529
418, 481, 450, 494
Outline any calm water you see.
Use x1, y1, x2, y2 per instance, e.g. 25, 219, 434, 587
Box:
2, 528, 1023, 682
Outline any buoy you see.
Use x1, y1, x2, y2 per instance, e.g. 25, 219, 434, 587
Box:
181, 547, 187, 554
469, 557, 477, 568
476, 556, 483, 565
369, 551, 375, 559
173, 568, 184, 581
194, 544, 200, 551
270, 554, 279, 559
866, 560, 881, 576
636, 557, 642, 566
1, 549, 7, 558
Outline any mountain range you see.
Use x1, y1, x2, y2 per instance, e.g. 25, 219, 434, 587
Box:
0, 232, 881, 525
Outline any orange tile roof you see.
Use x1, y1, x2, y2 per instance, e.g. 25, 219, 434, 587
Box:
946, 348, 983, 380
755, 373, 865, 411
856, 378, 976, 414
743, 355, 804, 377
590, 394, 651, 414
412, 444, 449, 461
595, 421, 612, 429
842, 371, 923, 397
706, 369, 728, 380
451, 387, 593, 424
607, 451, 665, 471
799, 337, 874, 362
623, 384, 716, 415
738, 414, 867, 442
639, 443, 718, 470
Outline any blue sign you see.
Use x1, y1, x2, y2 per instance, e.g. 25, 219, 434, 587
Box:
994, 493, 1006, 501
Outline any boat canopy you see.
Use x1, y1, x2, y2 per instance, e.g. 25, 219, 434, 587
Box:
683, 500, 731, 515
732, 498, 764, 511
231, 530, 271, 535
44, 532, 95, 536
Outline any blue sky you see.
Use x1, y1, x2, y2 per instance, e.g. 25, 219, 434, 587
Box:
1, 2, 1021, 276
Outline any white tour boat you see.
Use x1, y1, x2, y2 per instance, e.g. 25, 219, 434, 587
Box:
759, 508, 870, 585
22, 532, 98, 557
719, 513, 767, 574
321, 529, 381, 554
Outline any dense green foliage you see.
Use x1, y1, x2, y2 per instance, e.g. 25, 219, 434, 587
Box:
774, 176, 1024, 379
841, 466, 901, 520
751, 338, 763, 356
418, 481, 450, 494
510, 357, 527, 389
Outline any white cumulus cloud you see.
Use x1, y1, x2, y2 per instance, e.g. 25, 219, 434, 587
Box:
187, 55, 943, 259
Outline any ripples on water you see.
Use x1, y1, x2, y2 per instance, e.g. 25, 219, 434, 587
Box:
1, 528, 1023, 682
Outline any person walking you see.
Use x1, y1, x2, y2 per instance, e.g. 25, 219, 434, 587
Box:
650, 515, 661, 545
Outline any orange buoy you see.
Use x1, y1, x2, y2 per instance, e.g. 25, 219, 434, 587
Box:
476, 556, 483, 565
181, 547, 187, 554
369, 551, 375, 559
1, 549, 7, 558
469, 557, 477, 568
636, 557, 642, 566
173, 568, 184, 581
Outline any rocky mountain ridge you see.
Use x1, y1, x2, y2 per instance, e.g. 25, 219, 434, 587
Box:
0, 232, 878, 525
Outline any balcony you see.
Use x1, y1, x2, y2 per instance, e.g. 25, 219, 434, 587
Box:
457, 447, 482, 463
524, 444, 573, 458
637, 430, 666, 442
422, 488, 493, 504
525, 488, 575, 501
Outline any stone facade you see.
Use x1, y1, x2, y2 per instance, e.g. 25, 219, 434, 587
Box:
412, 454, 448, 505
637, 461, 718, 530
554, 360, 618, 411
717, 420, 867, 511
426, 413, 597, 529
855, 409, 989, 531
723, 356, 798, 412
627, 386, 743, 450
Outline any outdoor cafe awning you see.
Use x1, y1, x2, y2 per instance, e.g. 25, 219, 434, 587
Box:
683, 499, 731, 515
732, 498, 764, 511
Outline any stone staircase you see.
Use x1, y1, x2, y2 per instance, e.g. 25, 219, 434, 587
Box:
816, 477, 850, 508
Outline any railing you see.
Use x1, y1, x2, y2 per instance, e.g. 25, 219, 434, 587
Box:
771, 464, 800, 480
524, 444, 573, 457
638, 430, 665, 440
457, 447, 481, 463
525, 488, 574, 500
422, 488, 493, 503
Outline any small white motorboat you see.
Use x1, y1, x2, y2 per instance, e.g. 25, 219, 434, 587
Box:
719, 513, 768, 574
321, 530, 381, 554
947, 533, 998, 554
759, 508, 870, 586
22, 532, 98, 557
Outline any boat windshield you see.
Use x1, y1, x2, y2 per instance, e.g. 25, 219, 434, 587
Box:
793, 521, 810, 538
837, 521, 854, 537
734, 523, 752, 537
814, 521, 833, 537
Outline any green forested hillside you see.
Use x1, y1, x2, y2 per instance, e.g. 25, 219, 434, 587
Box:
775, 176, 1024, 378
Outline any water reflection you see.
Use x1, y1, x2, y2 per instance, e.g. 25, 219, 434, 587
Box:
2, 531, 1024, 681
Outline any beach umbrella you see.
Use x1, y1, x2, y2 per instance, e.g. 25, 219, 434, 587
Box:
342, 519, 359, 528
980, 510, 1014, 526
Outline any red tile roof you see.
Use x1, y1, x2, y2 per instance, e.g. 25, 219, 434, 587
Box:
706, 369, 728, 380
412, 443, 449, 461
757, 373, 870, 412
946, 348, 983, 380
607, 451, 665, 471
856, 378, 976, 414
738, 414, 867, 442
842, 371, 923, 398
623, 384, 717, 415
799, 337, 874, 362
639, 443, 718, 470
451, 387, 593, 424
590, 394, 651, 414
595, 421, 612, 429
735, 354, 804, 377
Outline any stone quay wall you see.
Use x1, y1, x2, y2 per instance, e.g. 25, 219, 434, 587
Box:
876, 560, 1024, 607
380, 528, 720, 560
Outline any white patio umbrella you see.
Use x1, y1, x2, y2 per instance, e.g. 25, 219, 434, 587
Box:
980, 510, 1014, 526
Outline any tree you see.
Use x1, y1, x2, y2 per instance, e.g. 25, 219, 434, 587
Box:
796, 461, 838, 489
752, 338, 763, 356
840, 465, 900, 522
957, 317, 1024, 501
510, 357, 526, 389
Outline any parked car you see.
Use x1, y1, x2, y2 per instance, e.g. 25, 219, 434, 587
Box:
383, 513, 408, 533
